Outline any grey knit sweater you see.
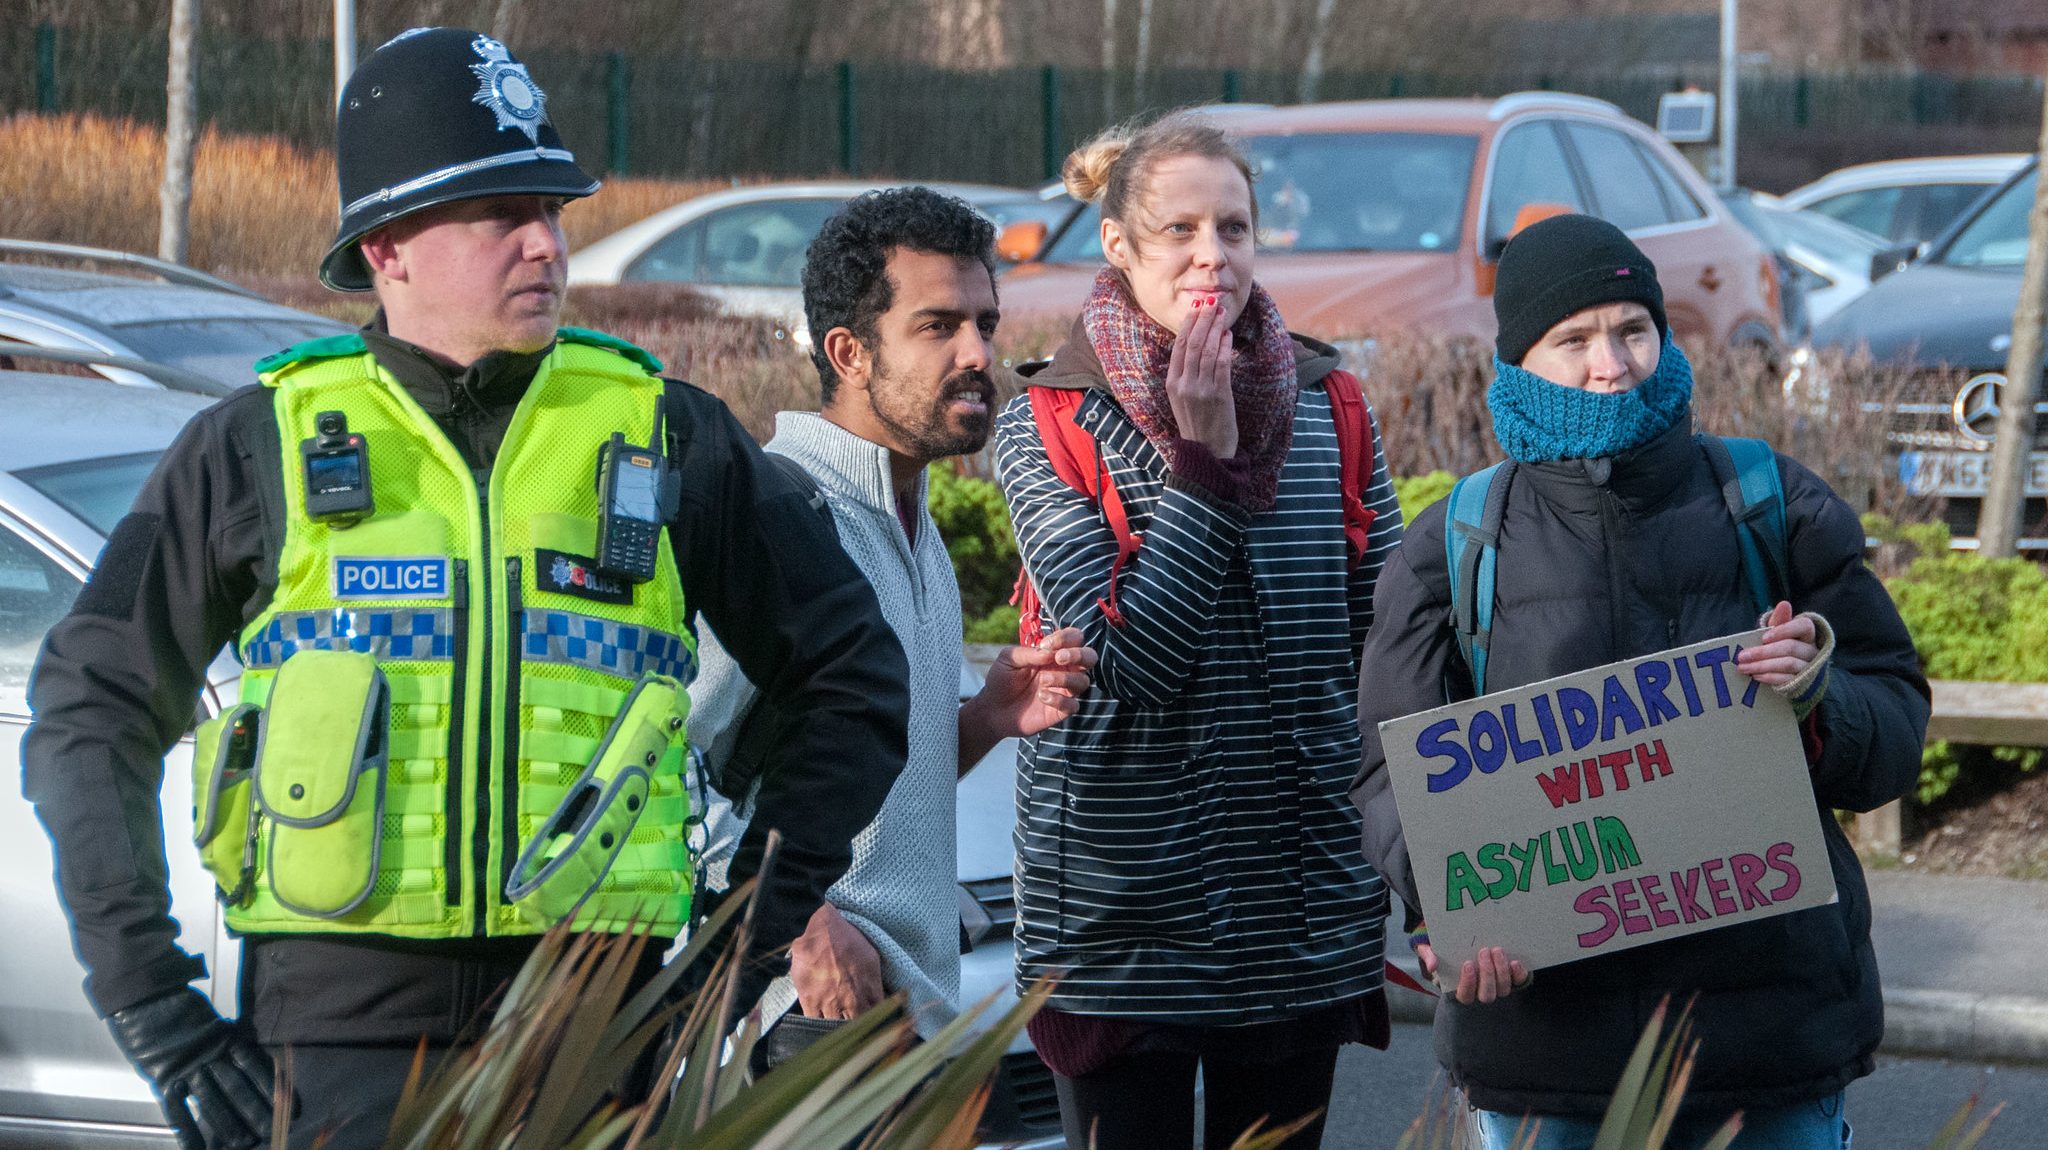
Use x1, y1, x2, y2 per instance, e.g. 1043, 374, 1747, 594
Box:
693, 412, 965, 1037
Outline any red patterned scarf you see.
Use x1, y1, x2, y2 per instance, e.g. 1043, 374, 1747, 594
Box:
1081, 266, 1299, 511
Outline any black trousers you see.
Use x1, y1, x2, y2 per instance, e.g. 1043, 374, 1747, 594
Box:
1051, 1044, 1342, 1150
267, 1042, 450, 1150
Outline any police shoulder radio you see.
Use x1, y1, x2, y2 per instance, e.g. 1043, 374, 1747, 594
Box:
301, 411, 374, 526
595, 428, 675, 582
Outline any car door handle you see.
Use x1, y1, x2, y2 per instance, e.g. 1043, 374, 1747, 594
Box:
1699, 265, 1722, 292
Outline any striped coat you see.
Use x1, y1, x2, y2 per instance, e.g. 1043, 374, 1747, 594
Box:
994, 332, 1403, 1022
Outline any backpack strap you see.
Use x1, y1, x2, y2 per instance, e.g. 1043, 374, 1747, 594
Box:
1445, 461, 1514, 697
1013, 386, 1142, 644
1700, 436, 1790, 616
1324, 370, 1380, 572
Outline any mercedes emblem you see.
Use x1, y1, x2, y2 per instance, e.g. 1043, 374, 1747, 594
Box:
1952, 372, 2007, 443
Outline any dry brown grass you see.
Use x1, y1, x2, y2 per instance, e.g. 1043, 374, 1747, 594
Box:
1, 112, 329, 275
1, 112, 735, 277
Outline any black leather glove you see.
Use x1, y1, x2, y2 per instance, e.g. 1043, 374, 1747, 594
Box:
105, 988, 274, 1150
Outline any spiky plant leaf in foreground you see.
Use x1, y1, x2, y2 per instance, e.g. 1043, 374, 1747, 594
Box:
1922, 1092, 2007, 1150
369, 871, 1046, 1150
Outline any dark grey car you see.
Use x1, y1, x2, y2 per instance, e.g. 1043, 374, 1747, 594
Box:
1814, 158, 2044, 548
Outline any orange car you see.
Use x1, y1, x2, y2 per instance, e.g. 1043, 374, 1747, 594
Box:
996, 92, 1781, 354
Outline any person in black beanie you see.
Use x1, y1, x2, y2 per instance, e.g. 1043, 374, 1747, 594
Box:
1350, 214, 1928, 1150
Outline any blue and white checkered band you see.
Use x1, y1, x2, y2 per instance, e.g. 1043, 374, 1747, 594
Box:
520, 609, 695, 685
245, 608, 456, 670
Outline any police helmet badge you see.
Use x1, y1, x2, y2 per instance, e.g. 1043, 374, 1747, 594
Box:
469, 35, 548, 144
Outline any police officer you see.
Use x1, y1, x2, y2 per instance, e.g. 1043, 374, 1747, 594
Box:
22, 28, 908, 1150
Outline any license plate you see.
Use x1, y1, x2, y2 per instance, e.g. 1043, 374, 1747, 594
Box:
1899, 451, 2048, 497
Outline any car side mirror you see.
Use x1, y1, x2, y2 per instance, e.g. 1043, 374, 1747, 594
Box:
1869, 242, 1918, 283
996, 219, 1047, 264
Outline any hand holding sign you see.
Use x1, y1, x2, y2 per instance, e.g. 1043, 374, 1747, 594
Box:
1417, 941, 1530, 1005
1736, 602, 1820, 685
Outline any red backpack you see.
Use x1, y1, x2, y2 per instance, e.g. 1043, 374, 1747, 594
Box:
1013, 370, 1379, 644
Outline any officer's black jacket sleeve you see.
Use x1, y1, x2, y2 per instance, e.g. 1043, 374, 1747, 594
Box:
661, 381, 909, 971
22, 388, 282, 1017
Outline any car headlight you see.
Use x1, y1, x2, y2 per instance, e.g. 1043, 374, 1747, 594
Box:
1781, 344, 1832, 413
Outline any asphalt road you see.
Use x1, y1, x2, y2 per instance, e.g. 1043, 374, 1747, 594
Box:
1261, 1024, 2048, 1149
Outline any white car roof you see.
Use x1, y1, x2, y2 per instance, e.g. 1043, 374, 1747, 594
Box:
569, 180, 1031, 284
1782, 154, 2028, 206
0, 371, 212, 472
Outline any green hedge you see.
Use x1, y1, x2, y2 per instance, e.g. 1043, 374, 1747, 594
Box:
1867, 517, 2048, 804
928, 464, 1023, 644
1393, 471, 1457, 522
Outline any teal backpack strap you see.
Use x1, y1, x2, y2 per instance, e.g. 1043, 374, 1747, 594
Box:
1445, 461, 1514, 697
1701, 435, 1789, 616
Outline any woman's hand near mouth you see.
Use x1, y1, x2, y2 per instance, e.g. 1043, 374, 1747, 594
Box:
1165, 293, 1238, 458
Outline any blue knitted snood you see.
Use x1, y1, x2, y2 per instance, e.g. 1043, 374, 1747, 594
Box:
1487, 337, 1695, 463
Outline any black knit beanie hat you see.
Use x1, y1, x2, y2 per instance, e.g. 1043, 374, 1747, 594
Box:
1493, 214, 1666, 365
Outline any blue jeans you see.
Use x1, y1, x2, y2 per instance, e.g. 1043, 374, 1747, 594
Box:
1474, 1091, 1850, 1150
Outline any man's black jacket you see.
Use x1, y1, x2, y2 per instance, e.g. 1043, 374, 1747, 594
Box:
22, 331, 909, 1042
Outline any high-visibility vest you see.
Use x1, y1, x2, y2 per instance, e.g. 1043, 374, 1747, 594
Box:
193, 329, 695, 939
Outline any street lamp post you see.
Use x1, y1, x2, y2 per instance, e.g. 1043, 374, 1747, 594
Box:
334, 0, 355, 109
1719, 0, 1737, 192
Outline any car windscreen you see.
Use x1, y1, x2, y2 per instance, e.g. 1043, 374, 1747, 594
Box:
1249, 132, 1476, 253
1940, 168, 2037, 269
110, 316, 347, 389
15, 452, 162, 535
1039, 131, 1477, 261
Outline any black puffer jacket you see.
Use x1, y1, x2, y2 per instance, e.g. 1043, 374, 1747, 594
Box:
1350, 421, 1928, 1117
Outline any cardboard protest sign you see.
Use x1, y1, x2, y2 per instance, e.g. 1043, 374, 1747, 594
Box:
1380, 629, 1836, 975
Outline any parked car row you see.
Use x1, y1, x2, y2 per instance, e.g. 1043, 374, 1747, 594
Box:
1811, 157, 2048, 550
563, 93, 1789, 355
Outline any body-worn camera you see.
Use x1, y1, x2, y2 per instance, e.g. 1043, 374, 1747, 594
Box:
595, 431, 672, 582
300, 410, 375, 526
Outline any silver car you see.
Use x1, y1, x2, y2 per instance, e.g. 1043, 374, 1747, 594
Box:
565, 181, 1061, 346
1780, 154, 2027, 250
0, 240, 349, 394
0, 370, 1058, 1148
0, 370, 234, 1147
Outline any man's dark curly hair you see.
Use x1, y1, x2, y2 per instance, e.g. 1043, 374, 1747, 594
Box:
801, 186, 997, 404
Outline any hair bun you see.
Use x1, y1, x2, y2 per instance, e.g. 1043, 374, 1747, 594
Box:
1062, 132, 1130, 203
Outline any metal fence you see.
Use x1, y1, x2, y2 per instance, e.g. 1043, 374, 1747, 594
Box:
4, 20, 2042, 191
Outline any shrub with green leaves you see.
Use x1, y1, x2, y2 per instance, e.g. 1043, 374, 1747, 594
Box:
928, 464, 1024, 643
1394, 472, 1458, 521
1865, 516, 2048, 804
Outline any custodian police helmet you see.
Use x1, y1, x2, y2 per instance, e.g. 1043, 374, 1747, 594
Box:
319, 27, 599, 291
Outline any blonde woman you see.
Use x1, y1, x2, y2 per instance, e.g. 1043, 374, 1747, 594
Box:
993, 112, 1403, 1149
